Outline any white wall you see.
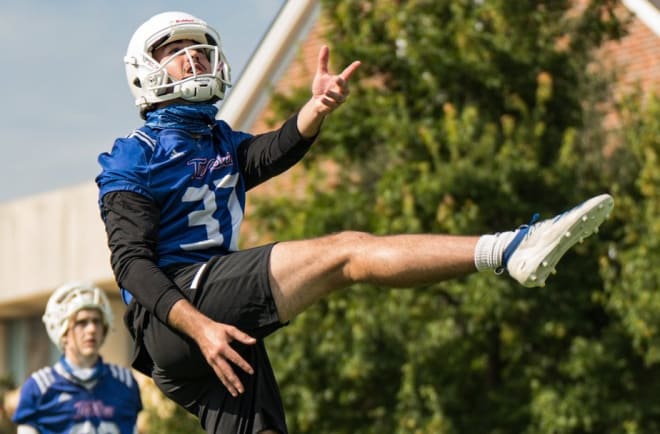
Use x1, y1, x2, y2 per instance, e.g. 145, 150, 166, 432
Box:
0, 181, 127, 383
0, 182, 114, 318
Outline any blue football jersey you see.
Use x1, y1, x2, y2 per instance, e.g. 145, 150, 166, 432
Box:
97, 121, 252, 268
13, 359, 142, 434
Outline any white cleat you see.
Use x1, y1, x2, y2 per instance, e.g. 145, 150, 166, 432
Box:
503, 194, 614, 287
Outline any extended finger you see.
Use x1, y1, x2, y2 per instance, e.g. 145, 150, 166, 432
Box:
212, 357, 243, 397
340, 60, 361, 82
223, 345, 254, 375
317, 45, 330, 75
227, 326, 257, 346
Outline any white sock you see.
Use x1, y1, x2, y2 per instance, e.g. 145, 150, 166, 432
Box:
474, 230, 517, 271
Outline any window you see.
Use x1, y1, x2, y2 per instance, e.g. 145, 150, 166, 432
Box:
3, 316, 57, 385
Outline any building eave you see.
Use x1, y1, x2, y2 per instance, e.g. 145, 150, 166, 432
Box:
624, 0, 660, 36
217, 0, 321, 130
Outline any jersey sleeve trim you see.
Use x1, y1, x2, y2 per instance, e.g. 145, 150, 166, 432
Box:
31, 367, 55, 395
108, 364, 135, 389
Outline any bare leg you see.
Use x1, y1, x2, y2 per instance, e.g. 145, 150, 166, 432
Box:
268, 231, 478, 322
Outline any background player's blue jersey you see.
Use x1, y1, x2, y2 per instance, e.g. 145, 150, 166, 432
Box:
13, 358, 142, 434
97, 120, 252, 268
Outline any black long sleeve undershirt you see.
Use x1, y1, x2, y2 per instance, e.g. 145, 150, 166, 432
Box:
101, 113, 317, 324
238, 112, 316, 190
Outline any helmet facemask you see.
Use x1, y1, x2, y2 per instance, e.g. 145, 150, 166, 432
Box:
124, 11, 233, 118
141, 43, 230, 104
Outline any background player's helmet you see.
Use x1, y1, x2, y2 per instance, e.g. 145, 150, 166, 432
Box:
42, 282, 114, 350
124, 11, 232, 118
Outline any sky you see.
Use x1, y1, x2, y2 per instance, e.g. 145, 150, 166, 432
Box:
0, 0, 286, 203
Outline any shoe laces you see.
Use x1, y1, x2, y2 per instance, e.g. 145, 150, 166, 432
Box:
497, 213, 541, 273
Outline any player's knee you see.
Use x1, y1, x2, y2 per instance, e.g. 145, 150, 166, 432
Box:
329, 231, 376, 281
330, 230, 373, 250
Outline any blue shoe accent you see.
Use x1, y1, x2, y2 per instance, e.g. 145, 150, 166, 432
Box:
504, 194, 614, 287
499, 213, 540, 272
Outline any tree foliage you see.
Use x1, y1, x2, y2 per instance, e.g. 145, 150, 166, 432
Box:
245, 1, 660, 433
137, 376, 205, 434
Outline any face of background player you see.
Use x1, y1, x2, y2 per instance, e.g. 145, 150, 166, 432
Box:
62, 308, 106, 367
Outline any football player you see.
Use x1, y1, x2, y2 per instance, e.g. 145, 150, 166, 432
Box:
96, 11, 613, 434
12, 282, 142, 434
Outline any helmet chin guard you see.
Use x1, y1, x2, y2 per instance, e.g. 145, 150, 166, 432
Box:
42, 282, 114, 351
124, 11, 232, 118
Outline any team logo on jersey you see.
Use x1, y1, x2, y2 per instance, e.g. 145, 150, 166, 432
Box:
74, 400, 115, 419
188, 152, 233, 179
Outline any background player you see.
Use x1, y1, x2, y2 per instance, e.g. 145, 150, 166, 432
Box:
12, 282, 142, 434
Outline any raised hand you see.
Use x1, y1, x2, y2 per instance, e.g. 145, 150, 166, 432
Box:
310, 45, 361, 115
297, 45, 361, 137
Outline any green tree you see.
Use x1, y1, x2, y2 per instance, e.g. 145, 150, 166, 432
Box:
137, 376, 205, 434
246, 1, 660, 433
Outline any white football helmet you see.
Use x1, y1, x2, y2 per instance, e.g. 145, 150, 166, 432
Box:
42, 282, 114, 350
124, 11, 232, 118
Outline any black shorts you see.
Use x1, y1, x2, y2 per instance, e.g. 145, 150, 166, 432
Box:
126, 244, 288, 434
